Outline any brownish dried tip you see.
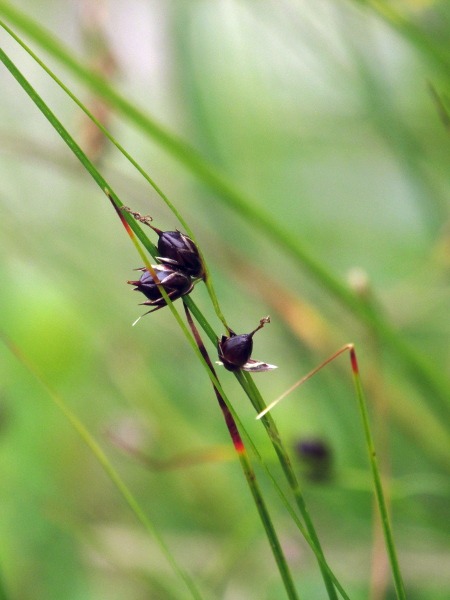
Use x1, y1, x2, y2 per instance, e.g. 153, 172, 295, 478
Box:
121, 206, 159, 230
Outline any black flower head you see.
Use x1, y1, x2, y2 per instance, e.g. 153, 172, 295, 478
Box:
127, 265, 193, 314
294, 438, 333, 483
217, 317, 277, 372
120, 207, 205, 279
155, 229, 205, 280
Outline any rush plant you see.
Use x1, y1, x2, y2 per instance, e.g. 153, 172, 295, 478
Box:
2, 3, 449, 599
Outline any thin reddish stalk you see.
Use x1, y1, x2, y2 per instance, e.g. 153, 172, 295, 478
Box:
183, 303, 300, 600
257, 344, 406, 600
257, 344, 353, 419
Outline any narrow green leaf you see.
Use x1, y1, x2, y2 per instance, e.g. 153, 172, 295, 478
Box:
0, 330, 204, 600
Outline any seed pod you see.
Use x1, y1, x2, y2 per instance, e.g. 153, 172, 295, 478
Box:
217, 317, 277, 372
219, 333, 253, 370
121, 207, 205, 279
155, 229, 205, 280
127, 265, 193, 313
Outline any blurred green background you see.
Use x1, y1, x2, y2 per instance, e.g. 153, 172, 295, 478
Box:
1, 0, 450, 598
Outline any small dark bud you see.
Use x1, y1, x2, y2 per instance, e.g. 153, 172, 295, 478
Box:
156, 230, 205, 280
121, 207, 205, 279
218, 317, 276, 372
294, 438, 333, 483
219, 333, 254, 371
127, 265, 193, 313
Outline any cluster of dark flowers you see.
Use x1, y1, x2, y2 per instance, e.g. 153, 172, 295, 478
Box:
124, 208, 276, 373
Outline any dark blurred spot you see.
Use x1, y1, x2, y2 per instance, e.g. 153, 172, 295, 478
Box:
294, 437, 333, 483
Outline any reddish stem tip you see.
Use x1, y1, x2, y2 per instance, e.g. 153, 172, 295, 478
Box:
234, 439, 245, 454
349, 345, 358, 375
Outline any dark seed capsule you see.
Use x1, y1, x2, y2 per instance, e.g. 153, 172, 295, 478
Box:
218, 317, 272, 372
127, 265, 193, 312
120, 208, 205, 279
156, 230, 205, 279
219, 334, 254, 371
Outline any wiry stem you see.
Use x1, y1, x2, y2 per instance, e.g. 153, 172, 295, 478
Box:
255, 344, 407, 600
0, 330, 205, 600
237, 371, 339, 600
183, 304, 300, 600
349, 346, 406, 600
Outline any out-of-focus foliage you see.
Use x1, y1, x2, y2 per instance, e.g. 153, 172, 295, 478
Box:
1, 1, 450, 599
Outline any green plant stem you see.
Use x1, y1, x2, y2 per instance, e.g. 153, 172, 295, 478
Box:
184, 298, 349, 599
187, 293, 344, 598
184, 305, 300, 600
0, 330, 204, 600
237, 371, 338, 600
183, 304, 352, 600
1, 4, 449, 420
187, 294, 385, 600
237, 453, 299, 600
348, 345, 406, 600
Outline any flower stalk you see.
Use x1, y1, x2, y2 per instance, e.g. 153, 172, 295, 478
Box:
183, 304, 300, 600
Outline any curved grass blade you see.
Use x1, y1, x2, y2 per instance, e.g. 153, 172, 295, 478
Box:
0, 330, 205, 600
352, 0, 450, 79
